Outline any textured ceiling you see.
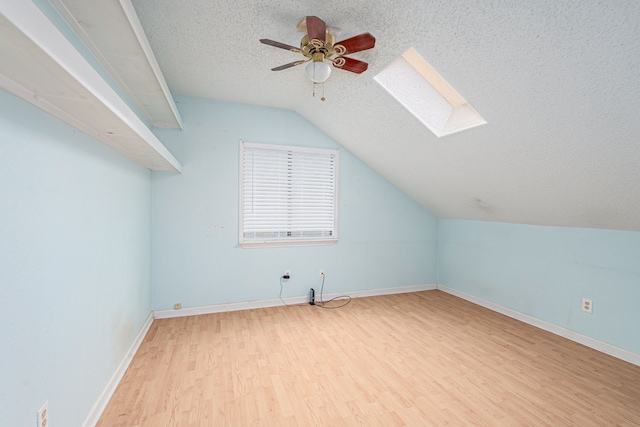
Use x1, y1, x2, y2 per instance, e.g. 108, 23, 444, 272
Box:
130, 0, 640, 231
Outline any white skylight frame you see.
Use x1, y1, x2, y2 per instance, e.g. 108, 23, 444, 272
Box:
374, 48, 486, 137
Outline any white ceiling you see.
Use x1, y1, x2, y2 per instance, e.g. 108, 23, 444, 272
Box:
127, 0, 640, 231
57, 1, 640, 231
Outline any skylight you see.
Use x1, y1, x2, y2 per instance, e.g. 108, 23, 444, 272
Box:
374, 48, 486, 137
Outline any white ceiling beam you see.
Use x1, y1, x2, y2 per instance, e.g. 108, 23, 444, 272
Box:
50, 0, 183, 129
0, 0, 182, 172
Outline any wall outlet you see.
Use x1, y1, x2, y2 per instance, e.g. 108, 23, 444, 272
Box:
319, 268, 324, 277
173, 303, 182, 310
283, 270, 291, 279
582, 298, 593, 314
37, 401, 48, 427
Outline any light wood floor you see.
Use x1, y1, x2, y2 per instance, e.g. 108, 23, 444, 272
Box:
97, 291, 640, 426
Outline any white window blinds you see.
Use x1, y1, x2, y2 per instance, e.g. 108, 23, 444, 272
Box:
239, 142, 339, 247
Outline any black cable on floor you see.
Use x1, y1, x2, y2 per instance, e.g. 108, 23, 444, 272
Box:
279, 275, 293, 306
315, 272, 351, 309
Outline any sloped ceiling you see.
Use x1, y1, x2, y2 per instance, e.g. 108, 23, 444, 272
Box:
79, 1, 640, 231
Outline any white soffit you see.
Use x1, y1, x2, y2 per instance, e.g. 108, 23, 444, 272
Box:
374, 48, 486, 137
50, 0, 183, 129
0, 0, 182, 172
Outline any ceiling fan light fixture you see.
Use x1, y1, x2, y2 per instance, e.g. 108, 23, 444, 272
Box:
306, 60, 332, 83
260, 16, 375, 88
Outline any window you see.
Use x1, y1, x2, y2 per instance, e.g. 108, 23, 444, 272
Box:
239, 141, 339, 247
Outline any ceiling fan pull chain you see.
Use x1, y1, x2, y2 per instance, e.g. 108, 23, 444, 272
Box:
311, 82, 326, 101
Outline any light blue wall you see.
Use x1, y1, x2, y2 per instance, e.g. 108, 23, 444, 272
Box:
150, 96, 439, 310
0, 90, 152, 426
438, 219, 640, 355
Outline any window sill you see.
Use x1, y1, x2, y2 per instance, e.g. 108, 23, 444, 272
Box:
239, 239, 338, 249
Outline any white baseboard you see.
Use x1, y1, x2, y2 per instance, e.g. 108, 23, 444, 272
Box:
340, 283, 437, 299
82, 312, 154, 427
437, 285, 640, 367
153, 284, 437, 319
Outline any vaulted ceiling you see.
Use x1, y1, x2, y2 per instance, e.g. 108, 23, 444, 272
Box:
8, 0, 640, 231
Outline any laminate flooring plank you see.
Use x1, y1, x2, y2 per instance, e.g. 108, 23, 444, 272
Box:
97, 291, 640, 426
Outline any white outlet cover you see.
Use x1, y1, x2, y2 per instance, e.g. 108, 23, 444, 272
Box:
37, 401, 48, 427
582, 298, 593, 314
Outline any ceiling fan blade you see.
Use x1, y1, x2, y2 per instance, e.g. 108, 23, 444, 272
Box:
260, 39, 301, 53
334, 57, 368, 74
271, 60, 307, 71
306, 16, 326, 44
335, 33, 376, 54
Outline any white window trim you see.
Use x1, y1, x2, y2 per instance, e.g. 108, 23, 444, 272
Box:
239, 141, 339, 248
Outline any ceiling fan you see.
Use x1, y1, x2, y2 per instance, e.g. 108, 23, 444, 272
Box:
260, 16, 376, 84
